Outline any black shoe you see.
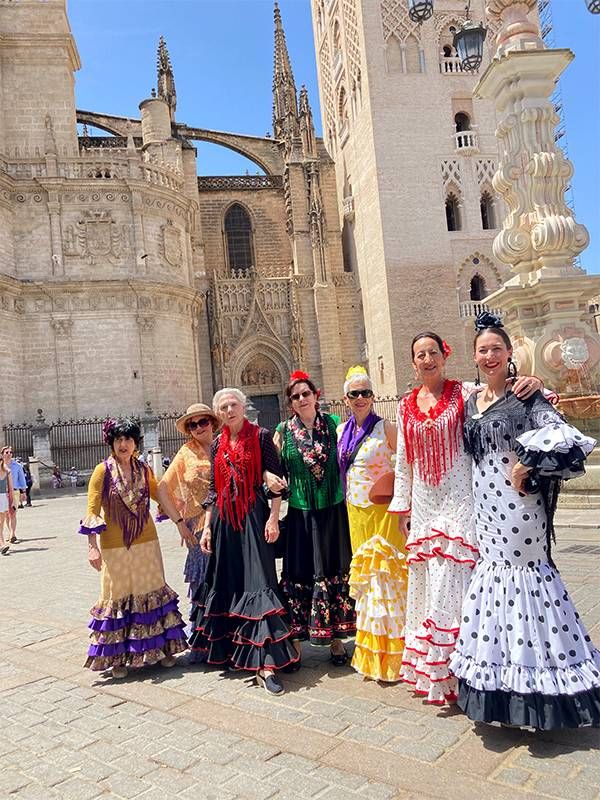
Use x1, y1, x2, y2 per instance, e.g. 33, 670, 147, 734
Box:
9, 537, 20, 544
256, 671, 284, 695
330, 644, 349, 667
0, 545, 9, 555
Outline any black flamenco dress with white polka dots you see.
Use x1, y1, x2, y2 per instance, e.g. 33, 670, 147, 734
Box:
449, 390, 600, 729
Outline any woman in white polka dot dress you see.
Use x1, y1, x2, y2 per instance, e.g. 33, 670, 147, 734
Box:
389, 332, 543, 704
450, 315, 600, 729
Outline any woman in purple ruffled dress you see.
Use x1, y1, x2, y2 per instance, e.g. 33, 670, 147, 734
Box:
79, 418, 193, 679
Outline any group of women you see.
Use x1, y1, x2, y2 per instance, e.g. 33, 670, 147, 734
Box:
79, 312, 600, 730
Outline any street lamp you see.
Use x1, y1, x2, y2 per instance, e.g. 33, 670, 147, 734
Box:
407, 0, 434, 24
453, 19, 487, 72
585, 0, 600, 13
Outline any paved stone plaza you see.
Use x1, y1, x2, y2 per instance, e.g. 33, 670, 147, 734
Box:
0, 492, 598, 800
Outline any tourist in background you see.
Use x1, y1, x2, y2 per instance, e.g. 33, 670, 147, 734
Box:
158, 403, 218, 602
273, 371, 355, 669
450, 314, 600, 729
0, 449, 14, 554
190, 388, 298, 695
389, 332, 543, 704
1, 446, 26, 544
80, 417, 192, 679
23, 463, 33, 507
337, 365, 406, 682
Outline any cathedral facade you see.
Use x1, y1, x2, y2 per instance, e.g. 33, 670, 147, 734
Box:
0, 0, 362, 431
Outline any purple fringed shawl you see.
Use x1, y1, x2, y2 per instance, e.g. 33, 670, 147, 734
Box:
103, 457, 150, 548
337, 411, 382, 493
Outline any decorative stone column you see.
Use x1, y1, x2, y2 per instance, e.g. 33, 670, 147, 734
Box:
31, 409, 54, 489
477, 0, 600, 402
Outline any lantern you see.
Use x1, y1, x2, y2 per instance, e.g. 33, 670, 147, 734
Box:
407, 0, 434, 24
453, 19, 487, 72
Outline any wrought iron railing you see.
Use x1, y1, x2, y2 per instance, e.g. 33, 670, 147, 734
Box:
1, 422, 33, 462
157, 412, 187, 460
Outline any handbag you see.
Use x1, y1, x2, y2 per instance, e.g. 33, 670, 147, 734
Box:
368, 470, 395, 505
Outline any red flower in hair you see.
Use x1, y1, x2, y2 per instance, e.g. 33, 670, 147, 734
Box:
442, 340, 452, 358
289, 370, 310, 382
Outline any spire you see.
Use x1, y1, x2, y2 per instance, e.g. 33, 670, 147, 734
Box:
272, 2, 299, 142
298, 85, 316, 158
157, 35, 177, 119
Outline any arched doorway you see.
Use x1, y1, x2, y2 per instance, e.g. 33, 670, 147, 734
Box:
240, 353, 284, 431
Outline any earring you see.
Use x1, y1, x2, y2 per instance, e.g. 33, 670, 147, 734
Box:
475, 365, 481, 386
507, 358, 518, 382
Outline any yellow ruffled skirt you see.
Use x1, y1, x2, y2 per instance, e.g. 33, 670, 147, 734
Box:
349, 533, 407, 682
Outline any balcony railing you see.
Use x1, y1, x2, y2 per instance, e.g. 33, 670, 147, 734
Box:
459, 300, 501, 319
197, 175, 283, 192
454, 130, 478, 152
440, 56, 463, 74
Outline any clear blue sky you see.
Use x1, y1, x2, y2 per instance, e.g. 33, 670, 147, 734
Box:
69, 0, 599, 273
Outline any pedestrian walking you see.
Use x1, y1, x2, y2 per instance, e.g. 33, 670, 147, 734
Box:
22, 463, 33, 507
0, 450, 14, 554
1, 446, 26, 544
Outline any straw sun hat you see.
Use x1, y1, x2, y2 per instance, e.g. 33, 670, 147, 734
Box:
176, 403, 219, 435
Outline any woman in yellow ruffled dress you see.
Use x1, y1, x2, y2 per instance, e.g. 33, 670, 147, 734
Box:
337, 366, 407, 682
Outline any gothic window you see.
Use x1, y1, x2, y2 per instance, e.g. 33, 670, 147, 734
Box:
445, 193, 461, 231
480, 191, 496, 230
470, 274, 486, 301
224, 203, 254, 272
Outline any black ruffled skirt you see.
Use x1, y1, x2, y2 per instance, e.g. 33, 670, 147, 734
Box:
280, 502, 356, 646
189, 494, 298, 672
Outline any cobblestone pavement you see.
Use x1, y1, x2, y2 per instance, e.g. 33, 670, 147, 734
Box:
0, 493, 598, 800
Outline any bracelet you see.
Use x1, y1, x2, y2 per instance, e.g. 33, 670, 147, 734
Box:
172, 517, 184, 524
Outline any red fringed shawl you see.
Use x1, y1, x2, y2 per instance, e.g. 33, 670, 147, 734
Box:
402, 379, 465, 486
214, 419, 262, 531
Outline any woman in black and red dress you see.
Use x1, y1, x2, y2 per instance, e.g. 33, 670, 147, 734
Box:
189, 387, 298, 695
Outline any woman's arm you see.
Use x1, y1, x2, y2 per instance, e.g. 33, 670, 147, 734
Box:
384, 419, 397, 452
155, 477, 196, 546
387, 401, 411, 537
79, 464, 107, 570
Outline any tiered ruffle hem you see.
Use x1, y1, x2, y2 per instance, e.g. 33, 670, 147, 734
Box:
349, 534, 406, 682
190, 585, 298, 671
85, 584, 187, 671
401, 514, 478, 704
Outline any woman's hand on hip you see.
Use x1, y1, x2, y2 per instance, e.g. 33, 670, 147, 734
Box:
88, 545, 102, 571
265, 517, 280, 544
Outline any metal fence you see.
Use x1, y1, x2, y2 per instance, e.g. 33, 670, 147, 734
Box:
157, 412, 186, 460
1, 422, 33, 462
49, 418, 110, 473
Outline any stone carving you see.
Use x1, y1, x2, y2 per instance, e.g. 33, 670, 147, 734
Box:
51, 317, 73, 338
332, 273, 356, 288
161, 219, 183, 269
476, 159, 496, 189
136, 315, 155, 333
560, 338, 589, 371
63, 210, 131, 265
241, 354, 280, 387
441, 159, 462, 192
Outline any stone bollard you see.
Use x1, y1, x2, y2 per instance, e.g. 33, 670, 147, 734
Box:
246, 399, 259, 425
31, 409, 54, 489
141, 400, 160, 452
150, 447, 164, 479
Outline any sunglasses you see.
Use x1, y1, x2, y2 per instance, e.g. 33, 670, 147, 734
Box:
290, 390, 313, 402
347, 389, 374, 400
188, 418, 211, 431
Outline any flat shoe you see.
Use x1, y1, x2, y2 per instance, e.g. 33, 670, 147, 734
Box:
330, 645, 349, 667
160, 655, 176, 668
256, 672, 284, 695
0, 545, 9, 555
111, 666, 128, 679
9, 538, 20, 544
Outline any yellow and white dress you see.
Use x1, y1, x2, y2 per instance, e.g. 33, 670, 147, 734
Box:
340, 420, 407, 681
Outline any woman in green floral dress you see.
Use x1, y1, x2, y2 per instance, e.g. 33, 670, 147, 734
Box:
273, 371, 356, 667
